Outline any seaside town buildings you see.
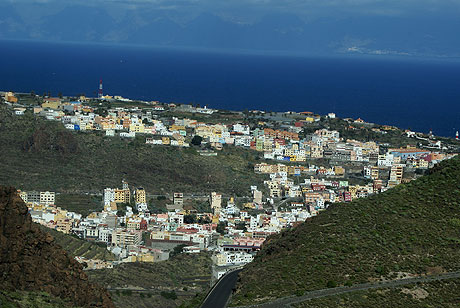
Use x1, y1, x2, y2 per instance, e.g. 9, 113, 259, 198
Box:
4, 92, 458, 274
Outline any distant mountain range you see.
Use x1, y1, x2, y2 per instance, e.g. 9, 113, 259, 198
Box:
1, 3, 460, 57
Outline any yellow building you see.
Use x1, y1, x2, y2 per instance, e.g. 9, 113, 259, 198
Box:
371, 166, 379, 180
212, 253, 228, 266
5, 92, 18, 103
82, 106, 93, 113
42, 98, 62, 110
334, 166, 345, 176
33, 107, 43, 114
137, 254, 155, 262
129, 123, 145, 133
162, 137, 170, 145
135, 188, 146, 204
212, 215, 220, 224
170, 124, 186, 131
115, 188, 130, 204
104, 202, 117, 212
390, 164, 404, 184
127, 219, 141, 231
56, 219, 72, 234
418, 159, 429, 169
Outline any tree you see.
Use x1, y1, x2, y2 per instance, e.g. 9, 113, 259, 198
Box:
198, 216, 212, 224
326, 280, 337, 288
184, 214, 197, 224
235, 222, 247, 232
216, 221, 227, 235
160, 290, 177, 300
170, 244, 187, 258
94, 108, 108, 117
191, 135, 203, 146
116, 209, 125, 217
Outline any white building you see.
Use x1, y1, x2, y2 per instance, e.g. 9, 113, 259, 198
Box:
104, 188, 115, 205
39, 191, 55, 205
233, 124, 250, 135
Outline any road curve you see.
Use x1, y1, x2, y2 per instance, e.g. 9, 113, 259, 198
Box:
233, 271, 460, 308
201, 269, 242, 308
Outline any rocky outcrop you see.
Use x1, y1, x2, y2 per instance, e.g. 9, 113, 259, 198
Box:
0, 186, 114, 308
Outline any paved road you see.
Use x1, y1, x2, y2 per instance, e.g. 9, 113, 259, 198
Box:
201, 269, 242, 308
234, 271, 460, 308
273, 197, 294, 211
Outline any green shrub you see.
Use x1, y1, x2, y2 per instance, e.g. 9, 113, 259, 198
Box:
160, 290, 178, 300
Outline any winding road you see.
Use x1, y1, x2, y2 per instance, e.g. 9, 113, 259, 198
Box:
200, 269, 242, 308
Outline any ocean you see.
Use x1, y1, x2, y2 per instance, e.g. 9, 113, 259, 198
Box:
1, 40, 460, 137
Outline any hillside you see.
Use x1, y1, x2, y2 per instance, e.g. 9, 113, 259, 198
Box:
87, 253, 212, 308
231, 155, 460, 305
0, 106, 264, 195
294, 277, 460, 308
40, 226, 116, 261
0, 290, 79, 308
0, 186, 114, 308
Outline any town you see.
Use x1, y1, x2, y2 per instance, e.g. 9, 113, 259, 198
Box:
2, 90, 458, 283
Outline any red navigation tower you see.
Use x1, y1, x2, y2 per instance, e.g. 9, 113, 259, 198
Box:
98, 79, 103, 98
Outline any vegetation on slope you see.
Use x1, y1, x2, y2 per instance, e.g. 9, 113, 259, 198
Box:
0, 291, 79, 308
40, 226, 116, 261
87, 253, 212, 308
232, 156, 460, 305
295, 277, 460, 308
55, 194, 103, 217
301, 118, 418, 148
0, 106, 265, 195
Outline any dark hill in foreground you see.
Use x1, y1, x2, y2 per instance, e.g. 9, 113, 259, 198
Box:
232, 156, 460, 305
0, 186, 114, 308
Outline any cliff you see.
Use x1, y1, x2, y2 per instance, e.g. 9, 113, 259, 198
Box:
0, 186, 114, 308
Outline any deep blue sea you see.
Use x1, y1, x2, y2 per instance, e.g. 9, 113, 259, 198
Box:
1, 40, 460, 137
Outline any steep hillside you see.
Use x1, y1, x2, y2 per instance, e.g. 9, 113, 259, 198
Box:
0, 290, 79, 308
0, 106, 264, 195
294, 277, 460, 308
232, 156, 460, 305
41, 226, 116, 261
0, 186, 114, 308
87, 253, 212, 308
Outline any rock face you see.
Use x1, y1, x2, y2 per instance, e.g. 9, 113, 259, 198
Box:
0, 186, 114, 308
